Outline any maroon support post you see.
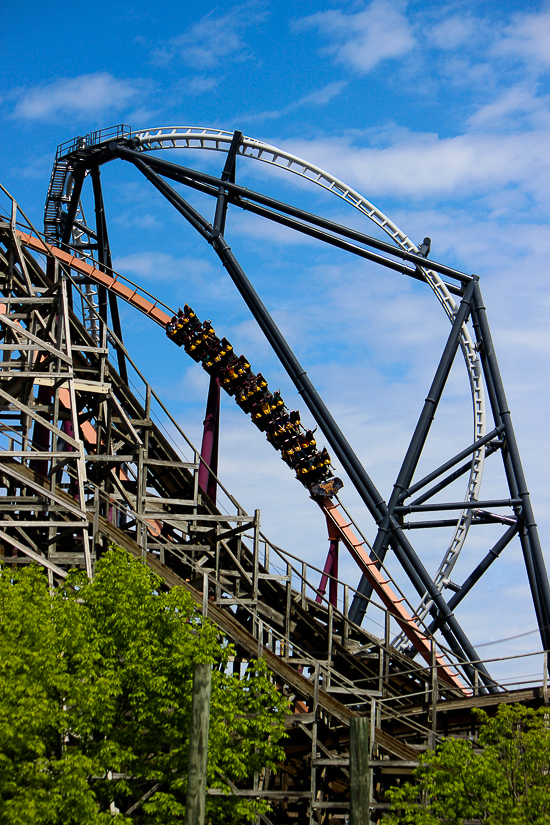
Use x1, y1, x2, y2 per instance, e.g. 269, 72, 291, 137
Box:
316, 539, 339, 607
198, 375, 220, 505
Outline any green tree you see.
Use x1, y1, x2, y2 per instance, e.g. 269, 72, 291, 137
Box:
0, 547, 287, 823
385, 703, 550, 825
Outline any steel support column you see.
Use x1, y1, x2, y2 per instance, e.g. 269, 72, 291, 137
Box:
90, 166, 128, 383
350, 281, 476, 625
198, 376, 220, 505
471, 282, 550, 651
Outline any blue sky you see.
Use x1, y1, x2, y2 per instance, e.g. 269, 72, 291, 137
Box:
2, 0, 550, 684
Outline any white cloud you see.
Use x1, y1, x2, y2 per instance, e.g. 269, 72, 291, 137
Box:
186, 76, 218, 95
497, 9, 550, 68
299, 81, 347, 107
429, 12, 482, 50
278, 128, 550, 205
239, 81, 347, 123
297, 0, 415, 73
9, 72, 142, 120
114, 251, 216, 282
150, 3, 267, 68
468, 86, 550, 131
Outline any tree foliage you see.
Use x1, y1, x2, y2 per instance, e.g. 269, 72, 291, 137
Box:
385, 703, 550, 825
0, 548, 287, 823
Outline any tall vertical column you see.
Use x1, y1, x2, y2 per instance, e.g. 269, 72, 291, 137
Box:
198, 375, 220, 505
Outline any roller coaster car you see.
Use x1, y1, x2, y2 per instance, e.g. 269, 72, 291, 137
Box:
218, 338, 234, 365
269, 418, 302, 451
281, 450, 296, 467
166, 305, 202, 343
251, 395, 276, 431
225, 363, 253, 396
238, 354, 251, 374
266, 420, 287, 449
185, 333, 212, 362
235, 384, 254, 412
245, 375, 263, 398
165, 301, 343, 505
295, 447, 332, 486
201, 338, 223, 372
309, 476, 344, 498
299, 430, 316, 454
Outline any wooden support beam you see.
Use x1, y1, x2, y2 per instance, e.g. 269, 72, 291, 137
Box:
185, 663, 212, 825
350, 716, 370, 825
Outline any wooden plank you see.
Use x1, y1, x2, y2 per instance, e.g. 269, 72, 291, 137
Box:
374, 728, 420, 762
0, 529, 67, 578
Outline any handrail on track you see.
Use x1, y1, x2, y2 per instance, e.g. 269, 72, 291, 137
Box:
17, 231, 171, 328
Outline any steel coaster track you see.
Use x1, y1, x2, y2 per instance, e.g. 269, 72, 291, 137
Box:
11, 155, 550, 694
43, 126, 486, 629
128, 127, 487, 636
42, 125, 550, 687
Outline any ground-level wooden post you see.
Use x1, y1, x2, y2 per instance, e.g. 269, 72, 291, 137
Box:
185, 663, 212, 825
349, 715, 370, 825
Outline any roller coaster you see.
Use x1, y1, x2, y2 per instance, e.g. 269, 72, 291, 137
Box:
0, 123, 548, 822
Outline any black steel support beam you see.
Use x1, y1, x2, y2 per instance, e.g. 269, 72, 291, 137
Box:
396, 498, 522, 514
227, 197, 463, 296
213, 130, 242, 234
403, 517, 514, 529
119, 154, 212, 241
410, 440, 503, 507
59, 165, 87, 311
350, 281, 475, 624
60, 165, 86, 248
121, 149, 457, 291
90, 166, 109, 325
471, 283, 550, 652
400, 425, 505, 502
422, 522, 520, 641
447, 522, 520, 612
471, 308, 549, 654
119, 148, 471, 284
90, 166, 128, 384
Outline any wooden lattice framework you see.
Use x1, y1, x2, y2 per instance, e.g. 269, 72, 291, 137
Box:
0, 201, 546, 823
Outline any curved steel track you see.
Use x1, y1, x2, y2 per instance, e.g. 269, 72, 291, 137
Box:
132, 126, 485, 631
40, 125, 550, 683
45, 126, 486, 628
